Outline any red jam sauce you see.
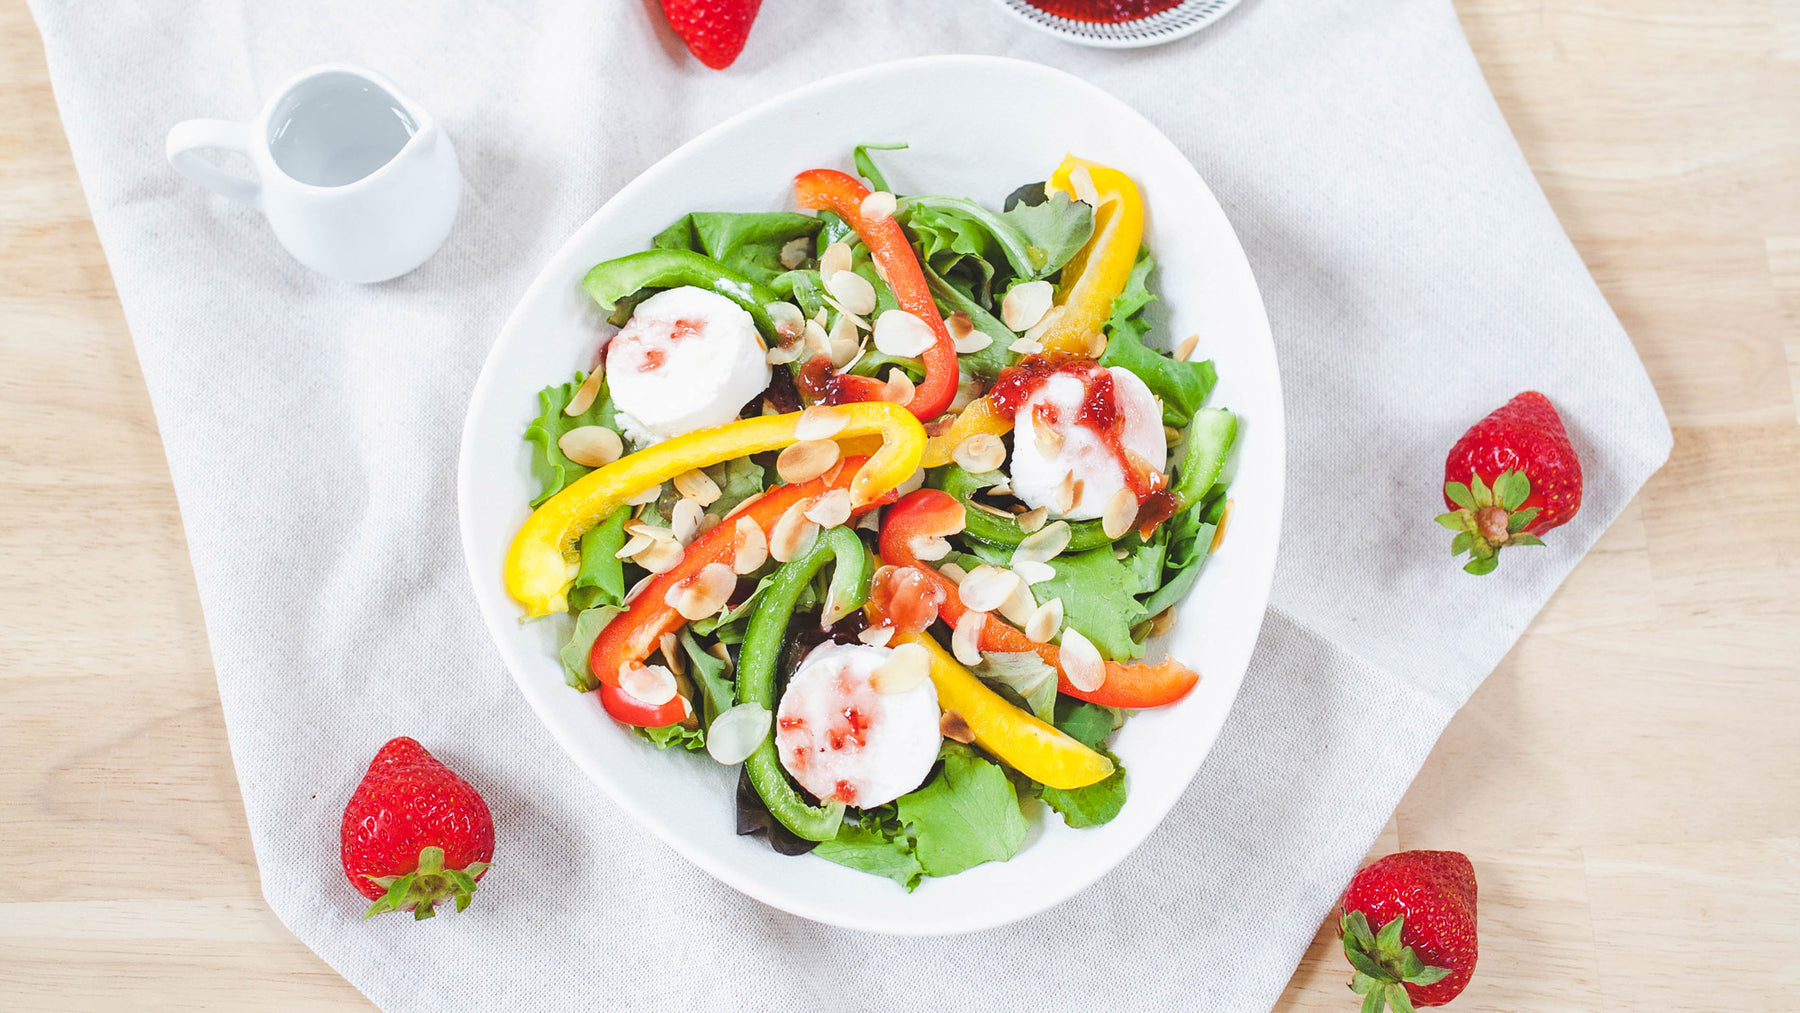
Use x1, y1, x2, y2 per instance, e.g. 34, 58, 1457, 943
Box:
1024, 0, 1184, 24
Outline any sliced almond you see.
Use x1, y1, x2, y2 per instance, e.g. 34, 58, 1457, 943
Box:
725, 489, 765, 519
565, 369, 604, 417
1101, 488, 1138, 540
989, 480, 1014, 497
1016, 506, 1048, 534
910, 534, 952, 561
1029, 421, 1065, 459
860, 189, 897, 221
707, 641, 734, 670
622, 573, 654, 605
624, 518, 676, 542
958, 565, 1022, 613
705, 702, 772, 765
779, 236, 811, 270
670, 498, 704, 545
1025, 598, 1064, 644
732, 516, 768, 574
1009, 336, 1045, 356
619, 663, 678, 706
1165, 425, 1184, 446
658, 631, 685, 677
950, 375, 983, 412
769, 500, 820, 562
939, 562, 969, 585
946, 311, 976, 343
1085, 330, 1109, 359
819, 241, 853, 279
952, 610, 986, 666
879, 368, 915, 405
856, 510, 881, 532
828, 313, 861, 367
776, 439, 841, 484
998, 577, 1037, 626
939, 710, 976, 744
870, 642, 929, 694
795, 404, 851, 441
766, 301, 806, 344
625, 483, 663, 506
873, 309, 936, 358
898, 467, 926, 496
971, 500, 1013, 519
1060, 627, 1106, 692
1000, 280, 1054, 333
1053, 472, 1079, 515
804, 487, 853, 528
1015, 519, 1072, 566
858, 625, 895, 647
1175, 333, 1200, 362
614, 533, 653, 560
1011, 558, 1055, 585
801, 319, 832, 357
558, 426, 623, 468
952, 432, 1006, 475
1069, 165, 1101, 207
636, 538, 685, 574
1210, 498, 1234, 553
673, 468, 722, 506
825, 270, 878, 316
766, 343, 803, 366
1150, 606, 1178, 637
664, 562, 736, 621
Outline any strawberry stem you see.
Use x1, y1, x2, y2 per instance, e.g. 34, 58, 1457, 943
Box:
1341, 911, 1450, 1013
1436, 470, 1545, 575
362, 846, 492, 920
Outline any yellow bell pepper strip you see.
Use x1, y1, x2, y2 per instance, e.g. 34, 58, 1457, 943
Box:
920, 395, 1011, 468
894, 632, 1113, 791
1031, 156, 1145, 354
505, 403, 926, 618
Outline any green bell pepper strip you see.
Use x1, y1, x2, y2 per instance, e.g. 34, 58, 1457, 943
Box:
581, 249, 782, 345
1169, 408, 1237, 508
738, 526, 870, 842
931, 465, 1111, 552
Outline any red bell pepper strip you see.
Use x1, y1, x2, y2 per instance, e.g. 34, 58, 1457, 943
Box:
877, 489, 1199, 709
793, 168, 957, 420
590, 457, 890, 726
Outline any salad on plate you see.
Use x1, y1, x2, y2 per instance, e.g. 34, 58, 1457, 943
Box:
503, 147, 1237, 890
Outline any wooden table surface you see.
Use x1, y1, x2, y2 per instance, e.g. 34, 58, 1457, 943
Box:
5, 2, 1797, 1009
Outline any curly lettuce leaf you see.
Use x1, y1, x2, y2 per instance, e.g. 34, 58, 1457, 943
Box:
704, 457, 767, 519
1000, 189, 1094, 278
679, 629, 736, 728
524, 373, 618, 507
895, 744, 1029, 878
1034, 547, 1149, 661
925, 265, 1014, 387
814, 819, 925, 891
639, 722, 706, 751
1098, 250, 1218, 426
1040, 698, 1127, 829
559, 606, 623, 692
652, 211, 822, 288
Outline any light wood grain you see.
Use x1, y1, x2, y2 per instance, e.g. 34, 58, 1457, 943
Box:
3, 1, 1796, 1010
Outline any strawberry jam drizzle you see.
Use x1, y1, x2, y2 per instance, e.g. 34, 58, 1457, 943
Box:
864, 566, 946, 634
1025, 0, 1183, 22
797, 355, 882, 406
988, 354, 1171, 531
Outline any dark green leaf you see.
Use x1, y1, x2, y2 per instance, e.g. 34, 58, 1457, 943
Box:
1039, 705, 1127, 829
1344, 910, 1379, 950
1053, 698, 1120, 750
895, 744, 1029, 877
679, 630, 735, 728
997, 189, 1094, 276
1033, 548, 1148, 660
651, 211, 822, 287
1407, 965, 1452, 986
572, 508, 629, 608
1375, 914, 1406, 952
1096, 251, 1217, 426
852, 143, 907, 193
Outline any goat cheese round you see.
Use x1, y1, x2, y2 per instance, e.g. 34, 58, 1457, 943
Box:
775, 643, 941, 808
1009, 366, 1166, 520
604, 286, 770, 445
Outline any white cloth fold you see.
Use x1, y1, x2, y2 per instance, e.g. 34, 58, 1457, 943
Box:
28, 0, 1670, 1008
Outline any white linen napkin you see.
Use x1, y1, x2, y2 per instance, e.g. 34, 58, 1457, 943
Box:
27, 0, 1670, 1008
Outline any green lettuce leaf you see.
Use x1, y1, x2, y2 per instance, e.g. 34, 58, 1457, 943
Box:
852, 142, 907, 193
524, 373, 618, 507
639, 722, 706, 751
652, 211, 822, 288
679, 629, 736, 728
1097, 250, 1218, 426
895, 744, 1029, 877
559, 606, 623, 692
975, 652, 1060, 724
569, 508, 629, 612
1034, 548, 1149, 661
1037, 698, 1127, 829
925, 266, 1015, 386
999, 189, 1094, 277
704, 456, 767, 519
813, 820, 925, 891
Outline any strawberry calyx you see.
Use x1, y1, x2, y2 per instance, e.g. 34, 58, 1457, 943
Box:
1340, 910, 1452, 1013
1436, 470, 1544, 575
362, 846, 491, 921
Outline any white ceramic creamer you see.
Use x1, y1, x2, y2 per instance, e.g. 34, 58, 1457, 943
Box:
166, 65, 460, 283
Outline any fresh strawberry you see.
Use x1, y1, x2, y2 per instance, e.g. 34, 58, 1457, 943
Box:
1436, 391, 1582, 575
658, 0, 762, 70
1338, 850, 1479, 1011
341, 737, 494, 920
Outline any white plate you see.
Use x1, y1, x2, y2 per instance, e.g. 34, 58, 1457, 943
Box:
458, 55, 1283, 935
991, 0, 1247, 48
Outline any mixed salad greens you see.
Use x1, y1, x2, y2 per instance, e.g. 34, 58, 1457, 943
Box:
505, 147, 1237, 890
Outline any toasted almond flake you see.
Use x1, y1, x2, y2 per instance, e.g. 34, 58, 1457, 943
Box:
565, 368, 604, 416
870, 642, 929, 694
804, 487, 853, 528
875, 368, 913, 406
1085, 331, 1109, 358
558, 425, 623, 468
1015, 519, 1073, 565
706, 702, 772, 765
800, 319, 831, 358
1010, 336, 1045, 355
825, 297, 871, 334
776, 439, 841, 484
952, 611, 986, 666
770, 501, 820, 562
624, 519, 676, 542
1210, 498, 1234, 553
822, 459, 846, 486
625, 483, 663, 506
673, 468, 722, 507
828, 314, 861, 366
860, 189, 897, 221
1012, 558, 1055, 585
636, 538, 685, 574
939, 561, 969, 584
622, 574, 654, 605
820, 241, 853, 279
671, 498, 704, 545
998, 577, 1037, 626
825, 270, 878, 316
766, 301, 806, 344
779, 236, 812, 270
658, 632, 686, 676
858, 625, 895, 647
952, 432, 1006, 474
725, 489, 766, 518
1060, 627, 1106, 692
614, 533, 654, 559
1150, 606, 1178, 637
1175, 333, 1200, 362
1030, 422, 1065, 459
939, 710, 976, 744
971, 500, 1012, 519
989, 480, 1013, 497
795, 405, 851, 441
1069, 165, 1101, 207
950, 375, 982, 412
766, 343, 803, 366
1101, 488, 1138, 539
856, 510, 881, 532
1114, 545, 1129, 560
1126, 450, 1161, 485
947, 311, 976, 342
953, 329, 993, 355
958, 565, 1022, 613
1025, 598, 1064, 643
1001, 280, 1054, 332
898, 467, 926, 496
909, 535, 951, 561
1053, 472, 1079, 514
731, 517, 768, 574
707, 641, 734, 669
664, 562, 736, 621
1016, 506, 1048, 533
1164, 425, 1184, 446
873, 309, 936, 358
620, 663, 678, 706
